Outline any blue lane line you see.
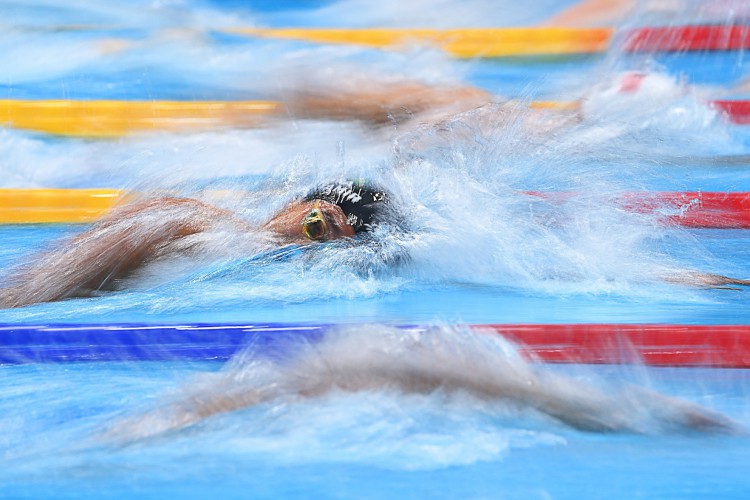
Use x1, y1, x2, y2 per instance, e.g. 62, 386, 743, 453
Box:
0, 323, 331, 363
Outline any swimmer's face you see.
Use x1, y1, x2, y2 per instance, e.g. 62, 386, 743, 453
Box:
264, 199, 356, 242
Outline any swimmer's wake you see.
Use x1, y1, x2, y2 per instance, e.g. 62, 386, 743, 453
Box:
105, 325, 739, 443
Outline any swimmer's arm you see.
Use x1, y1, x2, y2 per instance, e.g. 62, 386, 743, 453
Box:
362, 360, 737, 433
314, 361, 739, 433
0, 198, 248, 309
105, 387, 274, 442
462, 368, 739, 433
285, 80, 493, 126
662, 271, 750, 290
105, 356, 739, 442
285, 75, 591, 134
393, 366, 634, 432
301, 362, 639, 432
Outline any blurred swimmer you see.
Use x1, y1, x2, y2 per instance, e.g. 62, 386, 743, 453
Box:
105, 325, 740, 442
284, 79, 494, 128
0, 182, 392, 308
278, 69, 727, 141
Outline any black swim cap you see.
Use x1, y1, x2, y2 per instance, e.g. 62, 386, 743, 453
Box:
305, 182, 388, 233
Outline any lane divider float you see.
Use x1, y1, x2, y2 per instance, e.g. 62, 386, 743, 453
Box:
13, 24, 750, 57
2, 97, 750, 138
0, 99, 281, 138
0, 323, 748, 367
1, 189, 749, 227
224, 26, 613, 58
0, 188, 126, 224
225, 24, 750, 57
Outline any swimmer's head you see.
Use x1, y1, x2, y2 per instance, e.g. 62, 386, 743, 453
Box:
305, 182, 389, 234
298, 199, 356, 241
265, 198, 354, 242
265, 182, 391, 243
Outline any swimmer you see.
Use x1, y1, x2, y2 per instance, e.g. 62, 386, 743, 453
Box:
284, 79, 494, 129
0, 182, 391, 308
105, 326, 740, 442
1, 178, 749, 309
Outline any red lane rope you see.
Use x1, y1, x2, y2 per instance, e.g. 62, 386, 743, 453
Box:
479, 324, 750, 368
525, 191, 750, 229
623, 191, 750, 229
713, 100, 750, 125
623, 25, 750, 52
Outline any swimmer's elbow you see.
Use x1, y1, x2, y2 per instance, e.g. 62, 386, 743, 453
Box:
0, 289, 20, 309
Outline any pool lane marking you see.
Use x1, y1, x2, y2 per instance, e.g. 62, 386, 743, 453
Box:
23, 25, 750, 57
225, 25, 750, 56
41, 23, 750, 58
224, 27, 613, 58
526, 191, 750, 230
622, 24, 750, 52
0, 188, 128, 224
2, 98, 750, 138
487, 324, 750, 368
0, 99, 281, 138
2, 189, 750, 228
712, 100, 750, 125
0, 323, 748, 367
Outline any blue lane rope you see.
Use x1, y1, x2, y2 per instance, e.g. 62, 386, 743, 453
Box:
0, 323, 331, 363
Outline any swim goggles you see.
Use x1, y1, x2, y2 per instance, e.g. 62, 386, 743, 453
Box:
301, 200, 329, 241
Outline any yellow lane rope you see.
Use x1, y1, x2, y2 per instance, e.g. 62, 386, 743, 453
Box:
0, 100, 281, 139
15, 26, 615, 57
2, 187, 749, 226
0, 188, 126, 223
1, 98, 583, 137
222, 27, 614, 58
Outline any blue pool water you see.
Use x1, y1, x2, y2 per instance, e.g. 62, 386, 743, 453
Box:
3, 0, 750, 498
2, 359, 749, 499
1, 225, 750, 327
